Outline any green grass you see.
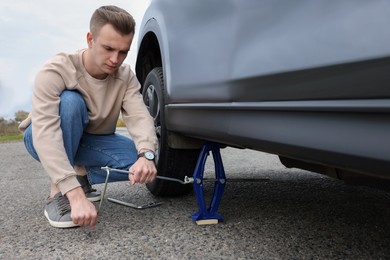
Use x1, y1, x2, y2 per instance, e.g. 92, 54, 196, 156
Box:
0, 134, 23, 143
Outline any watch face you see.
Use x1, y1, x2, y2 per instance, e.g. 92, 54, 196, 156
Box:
145, 151, 155, 160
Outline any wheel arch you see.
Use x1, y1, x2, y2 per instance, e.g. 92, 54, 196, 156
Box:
136, 17, 166, 87
136, 31, 162, 86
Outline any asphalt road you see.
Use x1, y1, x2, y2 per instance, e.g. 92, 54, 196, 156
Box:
1, 139, 390, 259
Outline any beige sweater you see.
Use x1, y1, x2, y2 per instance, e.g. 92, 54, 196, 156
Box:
19, 50, 158, 194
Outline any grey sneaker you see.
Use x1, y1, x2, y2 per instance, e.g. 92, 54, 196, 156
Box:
77, 175, 101, 202
44, 192, 78, 228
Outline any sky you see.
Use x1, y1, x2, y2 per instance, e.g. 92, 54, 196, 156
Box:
0, 0, 151, 119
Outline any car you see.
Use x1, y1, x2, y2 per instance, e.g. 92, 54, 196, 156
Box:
135, 0, 390, 197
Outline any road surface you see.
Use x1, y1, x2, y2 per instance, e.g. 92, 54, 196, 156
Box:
1, 139, 390, 259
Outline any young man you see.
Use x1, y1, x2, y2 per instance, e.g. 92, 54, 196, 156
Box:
19, 6, 158, 229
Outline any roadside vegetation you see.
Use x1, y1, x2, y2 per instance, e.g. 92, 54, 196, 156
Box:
0, 110, 126, 143
0, 110, 28, 143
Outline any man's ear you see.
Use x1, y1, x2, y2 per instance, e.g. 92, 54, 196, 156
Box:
86, 32, 94, 48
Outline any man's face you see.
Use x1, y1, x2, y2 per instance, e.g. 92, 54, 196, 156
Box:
87, 24, 133, 79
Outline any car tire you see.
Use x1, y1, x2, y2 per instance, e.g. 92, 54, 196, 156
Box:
142, 67, 199, 197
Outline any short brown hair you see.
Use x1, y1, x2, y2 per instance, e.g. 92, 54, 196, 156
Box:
90, 5, 135, 36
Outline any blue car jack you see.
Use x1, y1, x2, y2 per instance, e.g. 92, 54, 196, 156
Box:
191, 142, 226, 225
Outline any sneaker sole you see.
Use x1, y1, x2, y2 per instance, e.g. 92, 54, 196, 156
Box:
44, 210, 79, 228
87, 195, 101, 202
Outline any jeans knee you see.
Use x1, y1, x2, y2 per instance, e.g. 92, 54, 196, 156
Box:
23, 125, 40, 161
59, 90, 88, 124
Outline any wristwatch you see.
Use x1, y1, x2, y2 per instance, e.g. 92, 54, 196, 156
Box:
137, 151, 155, 161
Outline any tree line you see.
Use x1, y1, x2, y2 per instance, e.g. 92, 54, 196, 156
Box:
1, 110, 126, 136
0, 110, 29, 136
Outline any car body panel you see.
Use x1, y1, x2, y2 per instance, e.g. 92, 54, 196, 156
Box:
136, 0, 390, 180
139, 0, 390, 101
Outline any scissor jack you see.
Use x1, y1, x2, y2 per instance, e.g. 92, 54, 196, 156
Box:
191, 141, 226, 225
99, 142, 267, 225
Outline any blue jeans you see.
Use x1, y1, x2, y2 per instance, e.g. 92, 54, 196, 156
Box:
23, 90, 137, 184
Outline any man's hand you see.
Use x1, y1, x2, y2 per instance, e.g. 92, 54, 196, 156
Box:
129, 157, 157, 185
66, 187, 98, 229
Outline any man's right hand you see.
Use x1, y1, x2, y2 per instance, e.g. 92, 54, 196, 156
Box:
66, 187, 98, 229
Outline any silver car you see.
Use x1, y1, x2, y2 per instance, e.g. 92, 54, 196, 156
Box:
135, 0, 390, 196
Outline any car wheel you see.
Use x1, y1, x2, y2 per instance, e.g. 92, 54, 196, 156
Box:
142, 67, 199, 196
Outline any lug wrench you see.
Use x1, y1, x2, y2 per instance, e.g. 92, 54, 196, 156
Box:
98, 166, 193, 211
98, 166, 268, 212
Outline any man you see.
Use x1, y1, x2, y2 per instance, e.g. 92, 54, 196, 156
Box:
19, 6, 158, 229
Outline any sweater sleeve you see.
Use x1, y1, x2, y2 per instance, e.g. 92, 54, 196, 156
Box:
31, 68, 80, 195
121, 70, 158, 152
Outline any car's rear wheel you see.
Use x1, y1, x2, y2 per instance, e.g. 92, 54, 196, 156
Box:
142, 67, 199, 196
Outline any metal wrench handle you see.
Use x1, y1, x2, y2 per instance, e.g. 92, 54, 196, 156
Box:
100, 166, 194, 184
98, 166, 193, 212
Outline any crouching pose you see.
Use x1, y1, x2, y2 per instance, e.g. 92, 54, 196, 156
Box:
19, 5, 158, 229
